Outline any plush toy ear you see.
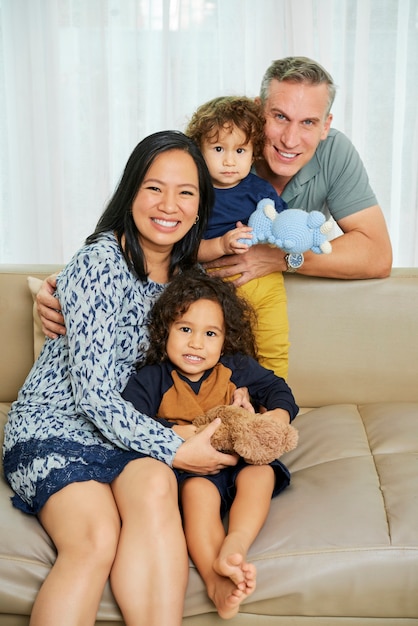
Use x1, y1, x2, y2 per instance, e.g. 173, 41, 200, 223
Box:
193, 413, 214, 430
263, 202, 277, 221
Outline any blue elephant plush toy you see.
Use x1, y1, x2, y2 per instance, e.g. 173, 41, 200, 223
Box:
239, 198, 333, 254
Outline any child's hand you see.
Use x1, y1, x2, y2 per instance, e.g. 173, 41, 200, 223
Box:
231, 387, 255, 412
220, 222, 252, 255
258, 408, 291, 426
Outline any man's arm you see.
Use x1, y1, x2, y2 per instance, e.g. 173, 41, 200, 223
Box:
298, 205, 392, 279
204, 205, 392, 283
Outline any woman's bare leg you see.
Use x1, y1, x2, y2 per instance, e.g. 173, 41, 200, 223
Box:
110, 458, 188, 626
181, 466, 275, 620
30, 481, 121, 626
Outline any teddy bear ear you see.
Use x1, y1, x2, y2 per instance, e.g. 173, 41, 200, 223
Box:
195, 405, 228, 425
192, 414, 211, 428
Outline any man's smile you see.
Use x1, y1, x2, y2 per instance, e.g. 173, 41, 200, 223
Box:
277, 150, 299, 159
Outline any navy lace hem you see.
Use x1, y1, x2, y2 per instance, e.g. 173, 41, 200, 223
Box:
4, 437, 150, 515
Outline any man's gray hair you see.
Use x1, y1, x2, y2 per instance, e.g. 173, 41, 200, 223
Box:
259, 56, 336, 116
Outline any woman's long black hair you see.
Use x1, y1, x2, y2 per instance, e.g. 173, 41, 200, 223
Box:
86, 130, 214, 280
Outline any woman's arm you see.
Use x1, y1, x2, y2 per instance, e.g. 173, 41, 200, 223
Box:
173, 419, 238, 473
59, 247, 238, 475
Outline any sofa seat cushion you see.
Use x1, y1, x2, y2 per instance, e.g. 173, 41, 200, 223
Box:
185, 402, 418, 621
229, 401, 418, 621
1, 401, 417, 623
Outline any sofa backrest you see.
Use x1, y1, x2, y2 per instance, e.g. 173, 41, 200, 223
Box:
1, 265, 417, 408
285, 268, 418, 407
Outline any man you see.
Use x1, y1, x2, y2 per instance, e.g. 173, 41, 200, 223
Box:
205, 56, 392, 283
37, 57, 392, 338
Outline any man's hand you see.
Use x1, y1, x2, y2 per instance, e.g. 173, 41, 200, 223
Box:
172, 419, 238, 474
36, 274, 66, 339
204, 244, 284, 287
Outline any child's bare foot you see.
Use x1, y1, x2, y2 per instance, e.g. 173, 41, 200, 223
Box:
209, 534, 257, 618
214, 534, 257, 588
211, 554, 256, 619
241, 561, 257, 594
208, 573, 249, 620
214, 552, 246, 586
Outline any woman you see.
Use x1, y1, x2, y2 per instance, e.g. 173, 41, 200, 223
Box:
2, 131, 239, 626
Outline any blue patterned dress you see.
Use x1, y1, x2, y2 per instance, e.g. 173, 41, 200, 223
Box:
3, 233, 184, 514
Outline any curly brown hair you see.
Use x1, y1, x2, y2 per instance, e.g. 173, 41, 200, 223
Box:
143, 267, 258, 365
185, 96, 266, 159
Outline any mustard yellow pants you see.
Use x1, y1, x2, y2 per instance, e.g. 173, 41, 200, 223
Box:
237, 271, 289, 380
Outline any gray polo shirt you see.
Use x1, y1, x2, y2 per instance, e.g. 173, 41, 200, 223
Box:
262, 128, 378, 222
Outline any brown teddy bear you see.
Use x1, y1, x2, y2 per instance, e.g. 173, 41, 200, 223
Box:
193, 405, 299, 465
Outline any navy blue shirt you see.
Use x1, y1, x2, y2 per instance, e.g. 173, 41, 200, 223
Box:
204, 173, 288, 239
122, 353, 298, 426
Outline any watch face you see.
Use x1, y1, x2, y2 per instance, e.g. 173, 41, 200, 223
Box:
288, 253, 304, 269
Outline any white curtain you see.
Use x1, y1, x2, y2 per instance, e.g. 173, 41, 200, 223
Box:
0, 0, 417, 266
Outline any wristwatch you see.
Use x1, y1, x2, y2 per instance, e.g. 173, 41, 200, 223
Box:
285, 253, 304, 272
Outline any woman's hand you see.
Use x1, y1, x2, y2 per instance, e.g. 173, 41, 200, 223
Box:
36, 274, 66, 338
172, 419, 238, 474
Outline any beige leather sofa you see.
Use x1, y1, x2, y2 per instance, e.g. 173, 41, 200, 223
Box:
1, 265, 418, 625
